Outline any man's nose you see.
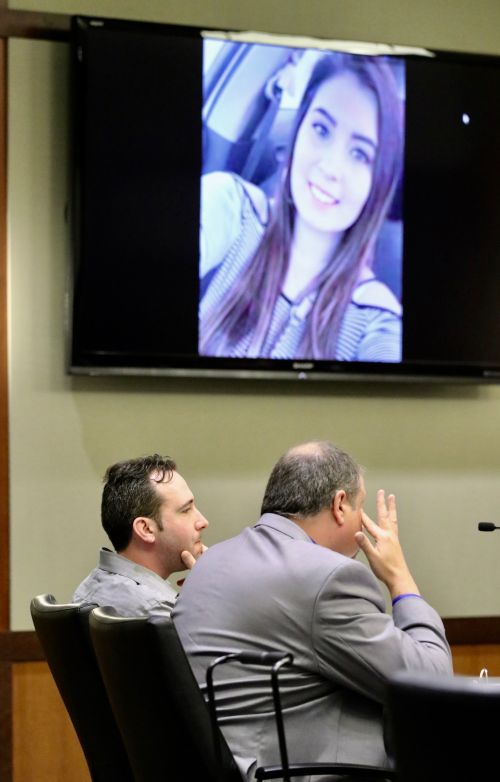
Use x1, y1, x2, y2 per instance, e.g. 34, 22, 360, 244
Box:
196, 512, 209, 529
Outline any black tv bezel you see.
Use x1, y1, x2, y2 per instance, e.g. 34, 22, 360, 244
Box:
69, 14, 500, 384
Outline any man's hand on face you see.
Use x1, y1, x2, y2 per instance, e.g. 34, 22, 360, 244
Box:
180, 544, 208, 571
354, 490, 420, 600
176, 545, 208, 586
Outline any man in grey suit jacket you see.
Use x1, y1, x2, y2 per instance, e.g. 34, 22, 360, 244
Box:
173, 441, 452, 778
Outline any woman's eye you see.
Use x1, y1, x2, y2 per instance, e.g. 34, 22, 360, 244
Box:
312, 121, 329, 139
351, 147, 373, 165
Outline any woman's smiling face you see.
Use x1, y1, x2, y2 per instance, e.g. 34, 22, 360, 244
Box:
290, 70, 378, 239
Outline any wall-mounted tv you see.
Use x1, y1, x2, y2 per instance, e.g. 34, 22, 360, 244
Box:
70, 15, 500, 382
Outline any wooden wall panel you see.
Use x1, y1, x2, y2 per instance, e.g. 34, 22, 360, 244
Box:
451, 644, 500, 677
12, 661, 89, 782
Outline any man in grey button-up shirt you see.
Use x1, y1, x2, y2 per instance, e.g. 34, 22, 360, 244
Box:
74, 454, 209, 616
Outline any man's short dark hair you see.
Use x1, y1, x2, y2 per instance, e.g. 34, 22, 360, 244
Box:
101, 454, 177, 552
261, 441, 361, 519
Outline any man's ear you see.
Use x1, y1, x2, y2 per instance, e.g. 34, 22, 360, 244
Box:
132, 516, 156, 544
331, 490, 346, 526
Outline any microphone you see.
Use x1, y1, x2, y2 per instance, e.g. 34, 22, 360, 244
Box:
478, 522, 500, 532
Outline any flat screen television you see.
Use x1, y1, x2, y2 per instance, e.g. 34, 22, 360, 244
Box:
69, 15, 500, 382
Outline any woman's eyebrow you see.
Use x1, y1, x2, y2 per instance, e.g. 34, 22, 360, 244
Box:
313, 107, 378, 150
352, 132, 378, 151
313, 107, 336, 126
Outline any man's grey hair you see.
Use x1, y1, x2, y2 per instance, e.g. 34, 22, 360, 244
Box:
261, 441, 361, 519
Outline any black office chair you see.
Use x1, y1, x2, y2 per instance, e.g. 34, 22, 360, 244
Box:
386, 670, 500, 780
89, 606, 397, 781
30, 594, 134, 782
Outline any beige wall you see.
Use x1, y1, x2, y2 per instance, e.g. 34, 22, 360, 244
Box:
8, 1, 500, 629
9, 0, 500, 55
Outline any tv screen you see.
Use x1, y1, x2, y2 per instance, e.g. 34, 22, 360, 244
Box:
70, 16, 500, 381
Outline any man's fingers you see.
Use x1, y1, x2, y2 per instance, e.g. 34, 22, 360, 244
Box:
387, 494, 398, 524
376, 489, 387, 513
354, 531, 375, 557
180, 550, 197, 570
376, 489, 399, 528
361, 510, 379, 537
376, 489, 391, 527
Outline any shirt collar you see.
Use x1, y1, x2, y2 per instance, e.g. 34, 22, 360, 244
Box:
98, 547, 172, 590
254, 513, 314, 543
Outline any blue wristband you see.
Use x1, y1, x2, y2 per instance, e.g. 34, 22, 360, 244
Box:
392, 592, 422, 607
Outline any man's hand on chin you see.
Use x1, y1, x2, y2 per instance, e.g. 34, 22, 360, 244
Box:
177, 545, 208, 586
180, 545, 207, 570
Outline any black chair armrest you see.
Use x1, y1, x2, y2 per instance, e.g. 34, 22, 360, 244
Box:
256, 762, 397, 780
207, 652, 398, 782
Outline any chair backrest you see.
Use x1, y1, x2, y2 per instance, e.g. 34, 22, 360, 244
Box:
30, 594, 134, 782
89, 606, 243, 782
386, 670, 500, 780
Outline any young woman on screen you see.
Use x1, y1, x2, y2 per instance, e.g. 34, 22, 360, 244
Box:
199, 53, 403, 362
